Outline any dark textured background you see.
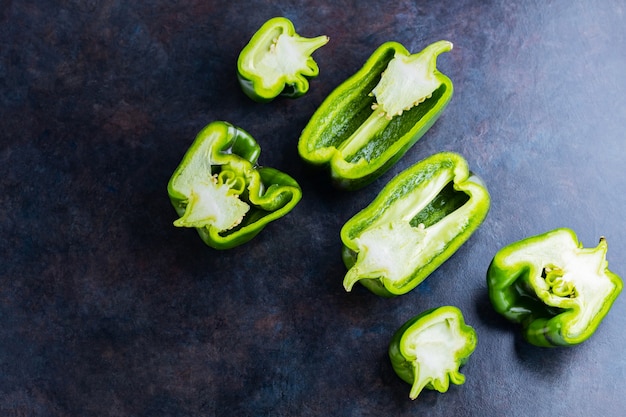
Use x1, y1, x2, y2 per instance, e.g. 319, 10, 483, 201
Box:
2, 1, 626, 416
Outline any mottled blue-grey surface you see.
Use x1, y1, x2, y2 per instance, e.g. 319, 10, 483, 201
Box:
1, 1, 626, 416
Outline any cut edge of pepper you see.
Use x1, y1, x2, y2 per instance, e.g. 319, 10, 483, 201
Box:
390, 306, 477, 400
237, 16, 329, 101
298, 41, 454, 189
487, 227, 624, 346
341, 152, 490, 296
168, 121, 303, 249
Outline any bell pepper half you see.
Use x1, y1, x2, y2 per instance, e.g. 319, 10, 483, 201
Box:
341, 152, 490, 297
389, 306, 477, 400
298, 40, 453, 189
167, 121, 302, 249
487, 228, 623, 347
237, 16, 329, 102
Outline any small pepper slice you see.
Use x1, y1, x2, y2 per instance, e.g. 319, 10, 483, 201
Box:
341, 152, 490, 297
167, 121, 302, 249
487, 228, 623, 347
389, 306, 477, 401
237, 17, 329, 102
298, 40, 453, 189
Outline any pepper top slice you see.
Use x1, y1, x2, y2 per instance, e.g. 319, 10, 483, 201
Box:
298, 40, 453, 189
237, 17, 329, 102
341, 152, 490, 297
487, 228, 623, 346
167, 121, 302, 249
389, 306, 477, 400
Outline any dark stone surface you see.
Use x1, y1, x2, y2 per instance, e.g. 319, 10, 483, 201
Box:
1, 1, 626, 416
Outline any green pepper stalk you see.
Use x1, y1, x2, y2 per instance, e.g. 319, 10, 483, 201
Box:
237, 17, 329, 102
487, 228, 623, 347
389, 306, 477, 400
167, 121, 302, 249
341, 152, 490, 297
298, 40, 453, 189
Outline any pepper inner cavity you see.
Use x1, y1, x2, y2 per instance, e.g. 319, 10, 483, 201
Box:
409, 180, 469, 229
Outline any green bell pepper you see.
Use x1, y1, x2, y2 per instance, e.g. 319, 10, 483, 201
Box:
167, 121, 302, 249
298, 40, 453, 189
389, 306, 477, 401
341, 152, 490, 297
237, 16, 329, 102
487, 228, 623, 347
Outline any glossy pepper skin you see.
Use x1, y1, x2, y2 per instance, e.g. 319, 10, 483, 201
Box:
298, 40, 453, 190
341, 152, 490, 297
389, 306, 477, 400
167, 121, 302, 249
237, 17, 329, 102
487, 228, 623, 347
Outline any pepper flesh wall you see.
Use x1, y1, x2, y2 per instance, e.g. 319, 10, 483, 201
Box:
167, 121, 302, 249
389, 306, 477, 400
298, 40, 453, 189
237, 17, 329, 102
487, 228, 623, 347
341, 152, 490, 297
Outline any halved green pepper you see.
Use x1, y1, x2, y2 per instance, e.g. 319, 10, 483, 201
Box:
237, 17, 329, 102
167, 121, 302, 249
487, 228, 623, 347
389, 306, 477, 400
341, 152, 490, 297
298, 40, 453, 189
